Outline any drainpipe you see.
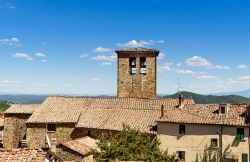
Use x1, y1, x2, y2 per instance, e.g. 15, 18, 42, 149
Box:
219, 124, 223, 161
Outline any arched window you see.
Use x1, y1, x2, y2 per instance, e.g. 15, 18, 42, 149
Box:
140, 57, 146, 75
129, 57, 136, 74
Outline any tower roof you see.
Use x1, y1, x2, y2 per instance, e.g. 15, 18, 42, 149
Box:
115, 47, 159, 53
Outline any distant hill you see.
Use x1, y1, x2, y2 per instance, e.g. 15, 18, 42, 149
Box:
0, 100, 11, 112
211, 89, 250, 98
164, 91, 250, 104
0, 95, 47, 104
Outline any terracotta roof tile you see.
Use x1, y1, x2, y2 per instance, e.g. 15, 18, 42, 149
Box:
158, 104, 250, 126
115, 47, 159, 52
4, 104, 39, 114
61, 136, 98, 156
0, 148, 46, 162
76, 109, 160, 133
26, 96, 194, 124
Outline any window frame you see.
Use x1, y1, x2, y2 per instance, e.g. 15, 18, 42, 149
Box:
140, 57, 146, 75
236, 128, 244, 141
220, 106, 226, 114
47, 124, 56, 132
179, 124, 186, 135
177, 151, 185, 160
129, 57, 136, 75
210, 138, 218, 148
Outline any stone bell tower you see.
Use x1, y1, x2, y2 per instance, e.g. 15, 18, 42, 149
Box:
115, 47, 159, 99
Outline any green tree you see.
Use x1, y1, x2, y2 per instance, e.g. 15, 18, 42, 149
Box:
201, 145, 231, 162
92, 124, 176, 162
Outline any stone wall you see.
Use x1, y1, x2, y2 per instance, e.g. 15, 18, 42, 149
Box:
57, 146, 85, 162
71, 128, 117, 139
117, 53, 158, 99
27, 123, 75, 148
3, 114, 31, 148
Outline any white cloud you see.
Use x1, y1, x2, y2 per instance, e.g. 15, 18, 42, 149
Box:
186, 56, 229, 70
79, 53, 89, 58
0, 80, 21, 84
0, 37, 19, 46
116, 39, 165, 47
237, 64, 248, 69
61, 84, 72, 88
91, 77, 100, 81
186, 56, 211, 67
158, 62, 174, 73
13, 53, 33, 61
176, 63, 181, 67
240, 76, 250, 80
100, 62, 112, 66
195, 74, 216, 80
158, 52, 165, 59
35, 53, 46, 57
93, 46, 113, 53
41, 59, 48, 63
175, 70, 195, 74
91, 54, 116, 62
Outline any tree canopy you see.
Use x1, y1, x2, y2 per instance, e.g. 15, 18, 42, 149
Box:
92, 125, 176, 162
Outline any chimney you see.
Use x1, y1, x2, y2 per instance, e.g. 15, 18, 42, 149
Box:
178, 93, 184, 109
160, 104, 164, 118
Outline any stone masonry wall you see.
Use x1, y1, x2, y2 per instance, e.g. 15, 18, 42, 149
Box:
27, 123, 75, 148
117, 53, 157, 99
3, 114, 31, 148
57, 146, 84, 162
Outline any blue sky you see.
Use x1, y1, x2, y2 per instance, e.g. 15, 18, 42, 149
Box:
0, 0, 250, 95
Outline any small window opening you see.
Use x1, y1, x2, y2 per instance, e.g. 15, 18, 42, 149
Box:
179, 125, 185, 135
177, 151, 185, 160
47, 124, 56, 132
129, 57, 136, 75
140, 57, 146, 75
211, 138, 218, 147
220, 107, 226, 114
236, 128, 244, 140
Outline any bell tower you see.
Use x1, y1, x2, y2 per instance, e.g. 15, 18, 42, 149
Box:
115, 47, 159, 99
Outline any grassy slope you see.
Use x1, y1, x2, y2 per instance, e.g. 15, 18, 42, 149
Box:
0, 100, 11, 112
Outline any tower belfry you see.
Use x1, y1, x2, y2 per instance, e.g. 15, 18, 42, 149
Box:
115, 47, 160, 99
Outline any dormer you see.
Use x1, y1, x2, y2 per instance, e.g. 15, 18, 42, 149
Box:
219, 104, 229, 115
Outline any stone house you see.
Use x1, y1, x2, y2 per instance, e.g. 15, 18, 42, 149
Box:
3, 104, 39, 148
157, 103, 250, 162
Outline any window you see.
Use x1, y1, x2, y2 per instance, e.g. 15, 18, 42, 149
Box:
179, 125, 185, 135
220, 107, 226, 114
140, 57, 146, 75
211, 138, 218, 147
236, 128, 244, 140
242, 154, 248, 162
47, 124, 56, 132
177, 151, 185, 160
129, 57, 136, 74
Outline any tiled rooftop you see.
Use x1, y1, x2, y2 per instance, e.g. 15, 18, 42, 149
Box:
76, 108, 160, 133
4, 104, 39, 114
0, 148, 46, 162
115, 47, 159, 52
26, 96, 194, 124
158, 104, 250, 126
61, 136, 98, 156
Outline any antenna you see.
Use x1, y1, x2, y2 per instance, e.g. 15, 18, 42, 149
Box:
177, 77, 180, 94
